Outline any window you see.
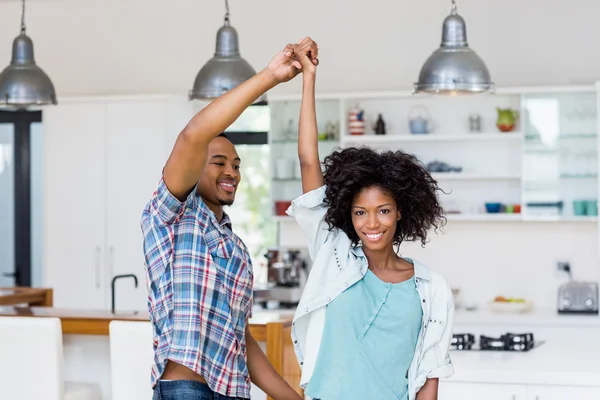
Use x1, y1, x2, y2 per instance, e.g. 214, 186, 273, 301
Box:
224, 106, 274, 284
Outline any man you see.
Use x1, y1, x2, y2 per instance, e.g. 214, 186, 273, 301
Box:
141, 38, 319, 400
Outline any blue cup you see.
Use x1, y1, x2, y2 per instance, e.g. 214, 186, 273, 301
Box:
586, 200, 598, 216
573, 200, 587, 216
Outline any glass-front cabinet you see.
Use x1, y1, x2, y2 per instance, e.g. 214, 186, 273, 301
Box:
522, 91, 598, 220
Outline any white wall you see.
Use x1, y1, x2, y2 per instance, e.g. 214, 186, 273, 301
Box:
279, 220, 599, 311
0, 0, 599, 97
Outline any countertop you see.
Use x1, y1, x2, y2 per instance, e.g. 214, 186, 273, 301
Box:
0, 306, 295, 335
446, 328, 600, 387
454, 307, 600, 327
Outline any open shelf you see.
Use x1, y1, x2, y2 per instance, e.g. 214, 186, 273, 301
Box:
341, 132, 523, 144
431, 173, 521, 181
274, 214, 597, 223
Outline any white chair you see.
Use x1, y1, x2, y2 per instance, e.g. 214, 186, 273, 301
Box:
109, 320, 155, 400
0, 316, 101, 400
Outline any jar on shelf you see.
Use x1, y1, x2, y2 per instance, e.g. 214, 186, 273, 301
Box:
348, 105, 365, 135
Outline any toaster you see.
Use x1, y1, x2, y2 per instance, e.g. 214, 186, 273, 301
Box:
557, 281, 599, 314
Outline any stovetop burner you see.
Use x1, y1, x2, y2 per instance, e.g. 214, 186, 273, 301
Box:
451, 332, 543, 352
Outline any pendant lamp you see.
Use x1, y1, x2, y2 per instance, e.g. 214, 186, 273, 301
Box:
189, 0, 265, 104
0, 0, 57, 108
414, 0, 493, 95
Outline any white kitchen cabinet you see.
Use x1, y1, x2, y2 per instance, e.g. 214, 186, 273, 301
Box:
43, 102, 108, 309
43, 96, 193, 311
439, 382, 528, 400
527, 384, 600, 400
105, 100, 169, 311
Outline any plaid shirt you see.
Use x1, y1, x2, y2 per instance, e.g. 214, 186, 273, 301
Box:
141, 177, 254, 398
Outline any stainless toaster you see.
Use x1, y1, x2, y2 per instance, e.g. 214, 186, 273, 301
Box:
557, 281, 599, 314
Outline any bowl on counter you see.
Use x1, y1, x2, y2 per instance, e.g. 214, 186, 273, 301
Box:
488, 299, 533, 314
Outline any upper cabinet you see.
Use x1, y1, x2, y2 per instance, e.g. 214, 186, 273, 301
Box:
522, 90, 598, 220
43, 96, 194, 311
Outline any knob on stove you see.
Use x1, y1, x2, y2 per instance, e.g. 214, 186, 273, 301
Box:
585, 298, 594, 309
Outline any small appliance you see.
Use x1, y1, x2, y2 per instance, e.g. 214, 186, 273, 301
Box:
557, 281, 599, 315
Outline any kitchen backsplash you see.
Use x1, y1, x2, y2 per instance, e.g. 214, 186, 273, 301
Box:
278, 220, 599, 312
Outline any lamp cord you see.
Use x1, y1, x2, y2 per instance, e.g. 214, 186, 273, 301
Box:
20, 0, 26, 33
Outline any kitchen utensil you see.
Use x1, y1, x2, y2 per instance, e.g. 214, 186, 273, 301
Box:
274, 200, 291, 216
374, 114, 386, 135
408, 105, 431, 134
573, 200, 587, 216
469, 114, 481, 132
285, 119, 295, 140
586, 200, 598, 216
294, 162, 302, 179
348, 105, 365, 135
485, 202, 501, 213
275, 158, 293, 180
557, 281, 599, 314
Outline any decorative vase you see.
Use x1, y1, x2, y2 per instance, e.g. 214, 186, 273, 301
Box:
496, 108, 519, 132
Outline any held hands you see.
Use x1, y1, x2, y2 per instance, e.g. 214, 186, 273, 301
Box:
266, 37, 319, 83
292, 37, 319, 76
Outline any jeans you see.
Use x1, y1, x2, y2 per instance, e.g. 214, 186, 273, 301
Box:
152, 380, 249, 400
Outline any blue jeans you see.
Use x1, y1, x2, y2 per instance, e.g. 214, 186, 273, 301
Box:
152, 380, 249, 400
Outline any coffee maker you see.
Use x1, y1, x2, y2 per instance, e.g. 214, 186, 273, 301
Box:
255, 248, 308, 308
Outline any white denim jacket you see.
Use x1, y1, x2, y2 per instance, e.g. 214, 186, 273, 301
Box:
286, 185, 455, 400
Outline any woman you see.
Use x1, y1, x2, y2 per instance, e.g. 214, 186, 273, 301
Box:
287, 38, 455, 400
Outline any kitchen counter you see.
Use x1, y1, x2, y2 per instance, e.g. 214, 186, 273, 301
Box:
0, 306, 302, 400
446, 328, 600, 387
454, 307, 600, 328
0, 306, 295, 336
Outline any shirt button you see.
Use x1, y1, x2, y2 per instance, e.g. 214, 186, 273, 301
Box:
304, 308, 309, 312
344, 283, 348, 287
326, 298, 331, 302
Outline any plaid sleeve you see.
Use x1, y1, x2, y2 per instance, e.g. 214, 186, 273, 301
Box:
149, 177, 196, 225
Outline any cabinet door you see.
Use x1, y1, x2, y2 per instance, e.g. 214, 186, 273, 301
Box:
105, 100, 168, 312
43, 103, 108, 309
439, 381, 528, 400
528, 384, 600, 400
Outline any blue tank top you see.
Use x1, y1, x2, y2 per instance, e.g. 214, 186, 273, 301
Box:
305, 269, 423, 400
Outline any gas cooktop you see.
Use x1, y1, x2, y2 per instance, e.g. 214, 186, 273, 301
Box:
451, 332, 545, 352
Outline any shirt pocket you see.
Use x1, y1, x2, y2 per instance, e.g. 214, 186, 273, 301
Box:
206, 232, 234, 259
422, 315, 446, 352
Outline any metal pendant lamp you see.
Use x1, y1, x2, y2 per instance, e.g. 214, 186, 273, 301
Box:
0, 0, 57, 108
189, 0, 265, 104
414, 0, 493, 95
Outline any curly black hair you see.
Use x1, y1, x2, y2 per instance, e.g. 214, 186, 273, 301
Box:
322, 146, 446, 247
